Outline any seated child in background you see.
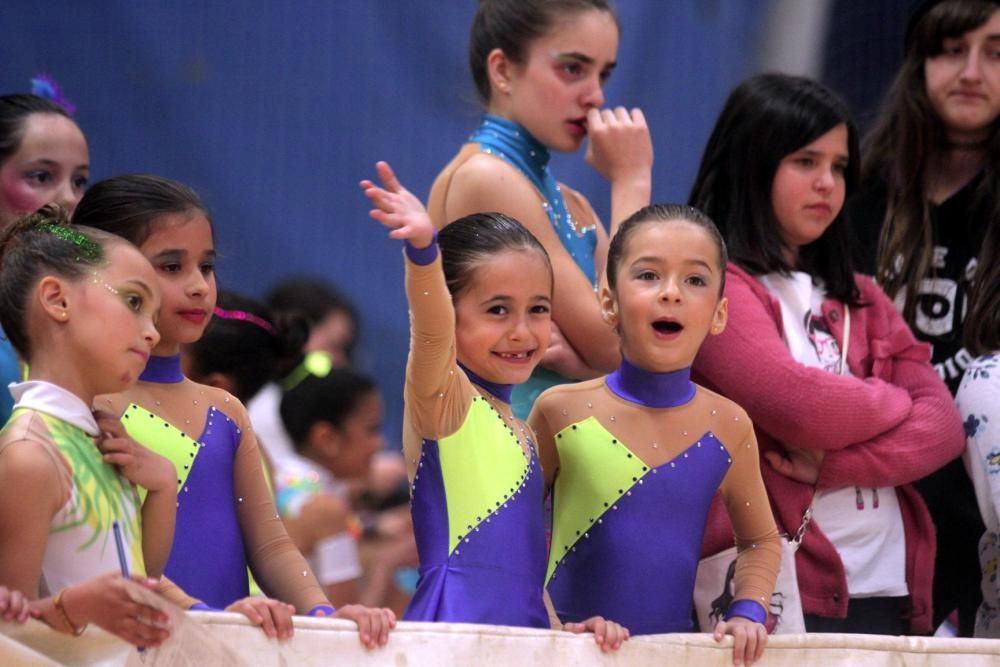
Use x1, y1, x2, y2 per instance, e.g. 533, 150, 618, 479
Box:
280, 370, 418, 613
251, 277, 409, 512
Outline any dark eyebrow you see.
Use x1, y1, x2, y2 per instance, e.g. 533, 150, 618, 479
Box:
556, 52, 617, 70
201, 249, 217, 261
479, 295, 512, 307
684, 258, 714, 272
151, 249, 185, 262
632, 256, 715, 272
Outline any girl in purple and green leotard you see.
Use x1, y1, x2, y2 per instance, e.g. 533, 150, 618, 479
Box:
72, 174, 397, 649
529, 205, 781, 666
362, 161, 627, 651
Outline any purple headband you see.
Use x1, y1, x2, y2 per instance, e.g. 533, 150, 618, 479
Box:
212, 306, 274, 334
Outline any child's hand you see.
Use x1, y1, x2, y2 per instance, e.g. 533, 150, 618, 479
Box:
331, 604, 396, 649
93, 410, 175, 492
225, 597, 296, 640
764, 446, 825, 485
584, 107, 653, 184
713, 616, 767, 666
360, 161, 435, 249
44, 573, 170, 647
563, 615, 630, 652
0, 585, 38, 624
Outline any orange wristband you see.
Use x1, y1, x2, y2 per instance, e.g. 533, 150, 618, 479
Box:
53, 587, 87, 636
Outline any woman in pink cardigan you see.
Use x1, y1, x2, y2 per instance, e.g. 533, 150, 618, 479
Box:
689, 74, 965, 634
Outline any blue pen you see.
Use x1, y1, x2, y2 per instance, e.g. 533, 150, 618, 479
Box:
112, 521, 130, 577
113, 521, 146, 657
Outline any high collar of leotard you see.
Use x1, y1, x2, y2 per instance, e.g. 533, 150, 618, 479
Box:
140, 354, 185, 384
605, 357, 696, 408
459, 363, 514, 404
472, 114, 551, 171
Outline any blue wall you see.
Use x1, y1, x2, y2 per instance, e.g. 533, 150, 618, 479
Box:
2, 1, 764, 443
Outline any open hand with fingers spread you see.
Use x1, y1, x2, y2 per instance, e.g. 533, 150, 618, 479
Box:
360, 161, 435, 249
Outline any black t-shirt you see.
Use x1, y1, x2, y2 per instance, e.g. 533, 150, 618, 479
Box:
847, 172, 988, 394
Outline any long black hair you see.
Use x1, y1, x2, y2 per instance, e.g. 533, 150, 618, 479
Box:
689, 73, 862, 306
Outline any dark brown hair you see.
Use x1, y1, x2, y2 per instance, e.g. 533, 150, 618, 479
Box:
469, 0, 618, 102
0, 205, 119, 358
72, 174, 210, 247
0, 94, 74, 165
865, 0, 1000, 325
438, 211, 553, 297
606, 203, 728, 296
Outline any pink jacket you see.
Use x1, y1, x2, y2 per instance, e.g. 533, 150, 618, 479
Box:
693, 263, 964, 634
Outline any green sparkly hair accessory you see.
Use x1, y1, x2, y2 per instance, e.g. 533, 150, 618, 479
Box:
39, 224, 102, 261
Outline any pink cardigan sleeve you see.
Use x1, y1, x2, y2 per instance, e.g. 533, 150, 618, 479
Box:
816, 280, 965, 488
693, 267, 913, 451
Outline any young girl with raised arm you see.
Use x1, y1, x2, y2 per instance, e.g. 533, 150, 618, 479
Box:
361, 161, 626, 650
0, 206, 177, 647
849, 0, 1000, 634
689, 73, 965, 634
73, 175, 395, 648
528, 204, 780, 666
429, 0, 654, 417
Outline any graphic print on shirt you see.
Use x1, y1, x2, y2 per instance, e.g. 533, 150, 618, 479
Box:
803, 310, 841, 374
893, 252, 978, 385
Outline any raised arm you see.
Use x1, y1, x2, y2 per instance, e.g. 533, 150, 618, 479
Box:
584, 107, 653, 236
694, 269, 914, 451
361, 162, 474, 447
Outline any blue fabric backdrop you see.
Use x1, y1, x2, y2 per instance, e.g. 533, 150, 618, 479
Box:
2, 1, 764, 443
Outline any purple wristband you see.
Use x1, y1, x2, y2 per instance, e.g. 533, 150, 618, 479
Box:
724, 599, 768, 625
189, 602, 218, 612
404, 232, 438, 265
308, 604, 336, 617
